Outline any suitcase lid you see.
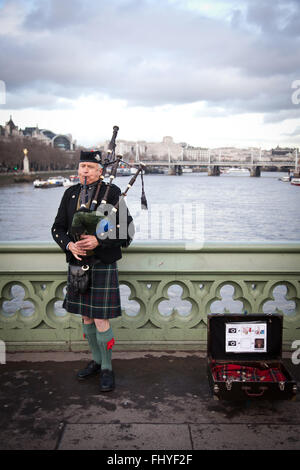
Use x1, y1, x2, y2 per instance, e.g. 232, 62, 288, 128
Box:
207, 313, 283, 361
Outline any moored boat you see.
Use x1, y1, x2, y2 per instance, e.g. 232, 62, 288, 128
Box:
47, 176, 65, 186
33, 179, 51, 188
182, 167, 193, 173
291, 178, 300, 186
224, 167, 249, 174
63, 176, 79, 187
279, 176, 290, 182
117, 166, 131, 176
69, 175, 80, 183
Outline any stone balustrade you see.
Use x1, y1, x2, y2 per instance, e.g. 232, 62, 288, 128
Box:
0, 241, 299, 352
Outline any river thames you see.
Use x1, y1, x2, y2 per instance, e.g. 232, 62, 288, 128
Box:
0, 171, 299, 243
0, 170, 299, 316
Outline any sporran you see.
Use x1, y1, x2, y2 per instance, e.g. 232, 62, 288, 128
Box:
69, 264, 90, 294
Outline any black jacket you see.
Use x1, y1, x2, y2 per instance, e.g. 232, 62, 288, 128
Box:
51, 181, 134, 264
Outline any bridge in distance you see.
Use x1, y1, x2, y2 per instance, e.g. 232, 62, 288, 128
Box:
134, 157, 298, 176
138, 160, 296, 168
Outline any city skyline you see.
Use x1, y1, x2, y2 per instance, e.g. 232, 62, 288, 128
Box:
2, 114, 298, 154
0, 0, 300, 149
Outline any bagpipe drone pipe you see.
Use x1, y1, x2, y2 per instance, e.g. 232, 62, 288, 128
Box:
70, 125, 147, 258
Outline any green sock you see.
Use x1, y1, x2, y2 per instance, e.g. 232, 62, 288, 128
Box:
96, 327, 114, 371
82, 322, 101, 365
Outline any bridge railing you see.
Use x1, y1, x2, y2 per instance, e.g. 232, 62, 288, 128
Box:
0, 241, 299, 352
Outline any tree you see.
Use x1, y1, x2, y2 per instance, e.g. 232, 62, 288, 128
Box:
0, 138, 79, 172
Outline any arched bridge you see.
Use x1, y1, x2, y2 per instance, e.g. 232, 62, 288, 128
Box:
136, 157, 298, 176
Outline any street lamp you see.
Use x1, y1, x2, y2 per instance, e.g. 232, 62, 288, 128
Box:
23, 148, 30, 174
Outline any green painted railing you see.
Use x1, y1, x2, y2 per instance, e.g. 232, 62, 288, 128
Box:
0, 241, 299, 352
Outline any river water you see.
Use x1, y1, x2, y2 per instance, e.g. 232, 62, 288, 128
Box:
0, 171, 299, 316
0, 171, 299, 242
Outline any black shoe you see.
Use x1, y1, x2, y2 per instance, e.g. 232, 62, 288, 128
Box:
100, 369, 115, 392
77, 360, 101, 380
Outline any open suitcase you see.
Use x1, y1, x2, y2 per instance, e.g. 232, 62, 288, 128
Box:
207, 313, 297, 400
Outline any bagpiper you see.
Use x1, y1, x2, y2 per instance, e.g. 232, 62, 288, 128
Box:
51, 126, 145, 392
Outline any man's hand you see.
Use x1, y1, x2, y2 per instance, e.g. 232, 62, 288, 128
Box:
76, 235, 99, 250
68, 236, 99, 261
68, 241, 86, 261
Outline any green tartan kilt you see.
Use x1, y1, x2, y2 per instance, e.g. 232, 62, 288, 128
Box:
63, 261, 122, 319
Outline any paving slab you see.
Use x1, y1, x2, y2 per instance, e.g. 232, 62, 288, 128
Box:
190, 424, 300, 450
58, 423, 192, 450
0, 352, 299, 451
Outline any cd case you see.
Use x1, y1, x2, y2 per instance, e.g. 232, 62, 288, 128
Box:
207, 313, 297, 400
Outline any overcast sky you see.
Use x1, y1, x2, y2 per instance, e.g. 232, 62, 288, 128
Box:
0, 0, 300, 148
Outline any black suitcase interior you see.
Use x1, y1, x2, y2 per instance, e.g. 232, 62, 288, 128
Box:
207, 313, 297, 400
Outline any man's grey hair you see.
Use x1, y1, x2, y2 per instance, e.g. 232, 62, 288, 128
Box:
78, 162, 103, 170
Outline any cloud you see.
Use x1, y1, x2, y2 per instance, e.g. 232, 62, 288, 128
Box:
282, 125, 300, 137
263, 109, 300, 124
0, 0, 299, 123
0, 0, 26, 35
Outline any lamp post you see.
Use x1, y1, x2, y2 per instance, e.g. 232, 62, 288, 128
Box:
23, 148, 29, 174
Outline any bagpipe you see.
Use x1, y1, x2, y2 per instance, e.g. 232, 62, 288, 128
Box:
70, 125, 147, 275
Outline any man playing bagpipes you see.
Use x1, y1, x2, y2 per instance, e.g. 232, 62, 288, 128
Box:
51, 126, 147, 392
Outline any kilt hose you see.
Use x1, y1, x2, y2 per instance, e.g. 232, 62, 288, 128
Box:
63, 261, 122, 319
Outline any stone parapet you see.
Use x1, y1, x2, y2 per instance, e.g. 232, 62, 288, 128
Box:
0, 241, 299, 352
